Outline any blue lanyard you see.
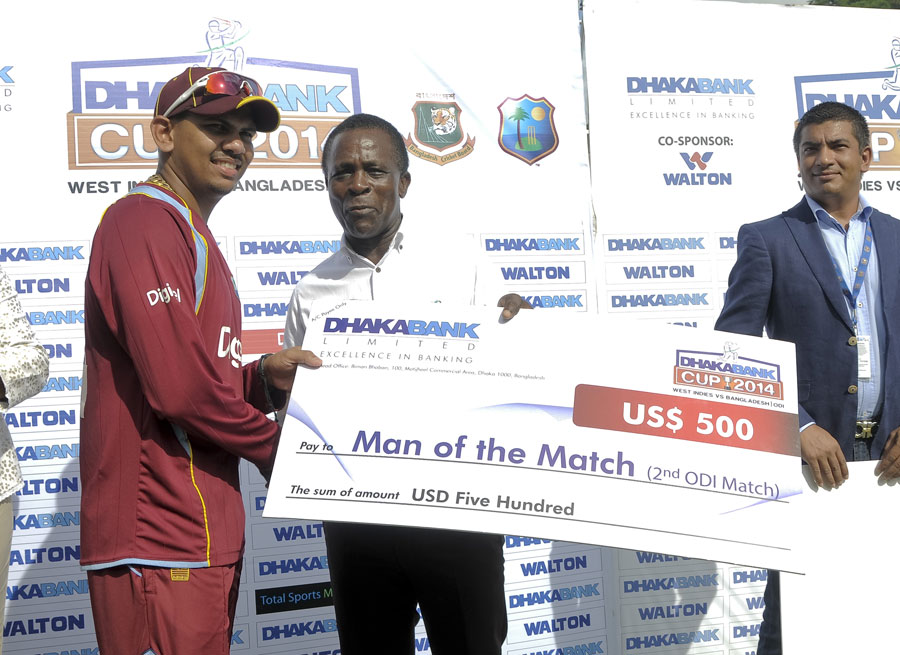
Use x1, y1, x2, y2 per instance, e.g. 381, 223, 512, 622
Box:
828, 218, 874, 330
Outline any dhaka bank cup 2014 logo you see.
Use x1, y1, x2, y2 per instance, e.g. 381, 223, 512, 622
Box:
405, 96, 476, 166
497, 95, 558, 165
674, 342, 784, 401
66, 17, 360, 170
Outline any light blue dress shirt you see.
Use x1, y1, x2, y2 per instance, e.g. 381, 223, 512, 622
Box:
806, 195, 885, 422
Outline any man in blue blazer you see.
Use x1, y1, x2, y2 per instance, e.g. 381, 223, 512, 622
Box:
716, 101, 900, 654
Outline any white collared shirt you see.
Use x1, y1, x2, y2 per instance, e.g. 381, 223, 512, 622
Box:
284, 228, 477, 349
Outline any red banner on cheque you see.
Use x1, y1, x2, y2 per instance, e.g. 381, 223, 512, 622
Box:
573, 385, 799, 457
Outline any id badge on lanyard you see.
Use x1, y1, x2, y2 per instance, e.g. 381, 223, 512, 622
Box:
857, 333, 872, 379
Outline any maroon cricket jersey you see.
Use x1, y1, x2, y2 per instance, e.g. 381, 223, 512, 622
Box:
80, 183, 279, 569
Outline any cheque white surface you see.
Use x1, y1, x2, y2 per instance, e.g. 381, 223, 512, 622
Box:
265, 301, 804, 572
781, 462, 898, 652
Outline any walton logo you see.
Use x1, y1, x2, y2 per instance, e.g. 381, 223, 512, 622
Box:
795, 38, 900, 170
680, 152, 712, 171
67, 20, 360, 170
664, 152, 731, 186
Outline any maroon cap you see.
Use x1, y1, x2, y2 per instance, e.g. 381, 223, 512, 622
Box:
154, 66, 280, 132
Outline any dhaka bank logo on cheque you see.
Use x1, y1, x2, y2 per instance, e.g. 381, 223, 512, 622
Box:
674, 342, 784, 400
66, 17, 360, 170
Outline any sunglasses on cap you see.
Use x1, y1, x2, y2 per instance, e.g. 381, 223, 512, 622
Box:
161, 71, 264, 119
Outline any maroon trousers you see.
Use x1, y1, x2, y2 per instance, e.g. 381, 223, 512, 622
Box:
87, 561, 241, 655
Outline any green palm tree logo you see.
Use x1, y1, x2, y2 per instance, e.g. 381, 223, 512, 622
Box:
508, 105, 529, 149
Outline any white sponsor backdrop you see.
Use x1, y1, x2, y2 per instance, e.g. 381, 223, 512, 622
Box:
1, 0, 893, 652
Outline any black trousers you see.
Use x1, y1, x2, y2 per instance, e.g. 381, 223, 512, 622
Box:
756, 570, 781, 655
324, 522, 507, 655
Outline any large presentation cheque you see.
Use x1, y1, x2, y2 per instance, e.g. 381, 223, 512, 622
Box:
265, 301, 804, 572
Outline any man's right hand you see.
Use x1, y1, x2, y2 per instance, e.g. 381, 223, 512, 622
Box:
800, 424, 849, 488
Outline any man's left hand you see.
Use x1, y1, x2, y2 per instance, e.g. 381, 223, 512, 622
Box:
498, 293, 532, 321
874, 426, 900, 480
264, 347, 322, 391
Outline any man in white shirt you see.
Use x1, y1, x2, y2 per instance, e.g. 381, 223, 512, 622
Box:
283, 113, 528, 654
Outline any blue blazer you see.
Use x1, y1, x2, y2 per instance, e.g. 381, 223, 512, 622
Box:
715, 198, 900, 459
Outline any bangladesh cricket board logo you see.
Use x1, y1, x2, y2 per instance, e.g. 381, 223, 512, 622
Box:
404, 100, 475, 166
498, 95, 558, 165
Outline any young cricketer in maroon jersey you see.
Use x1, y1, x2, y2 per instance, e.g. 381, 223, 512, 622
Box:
80, 66, 320, 655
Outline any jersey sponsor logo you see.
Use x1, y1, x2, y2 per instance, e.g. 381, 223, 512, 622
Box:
217, 326, 242, 368
146, 282, 182, 306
